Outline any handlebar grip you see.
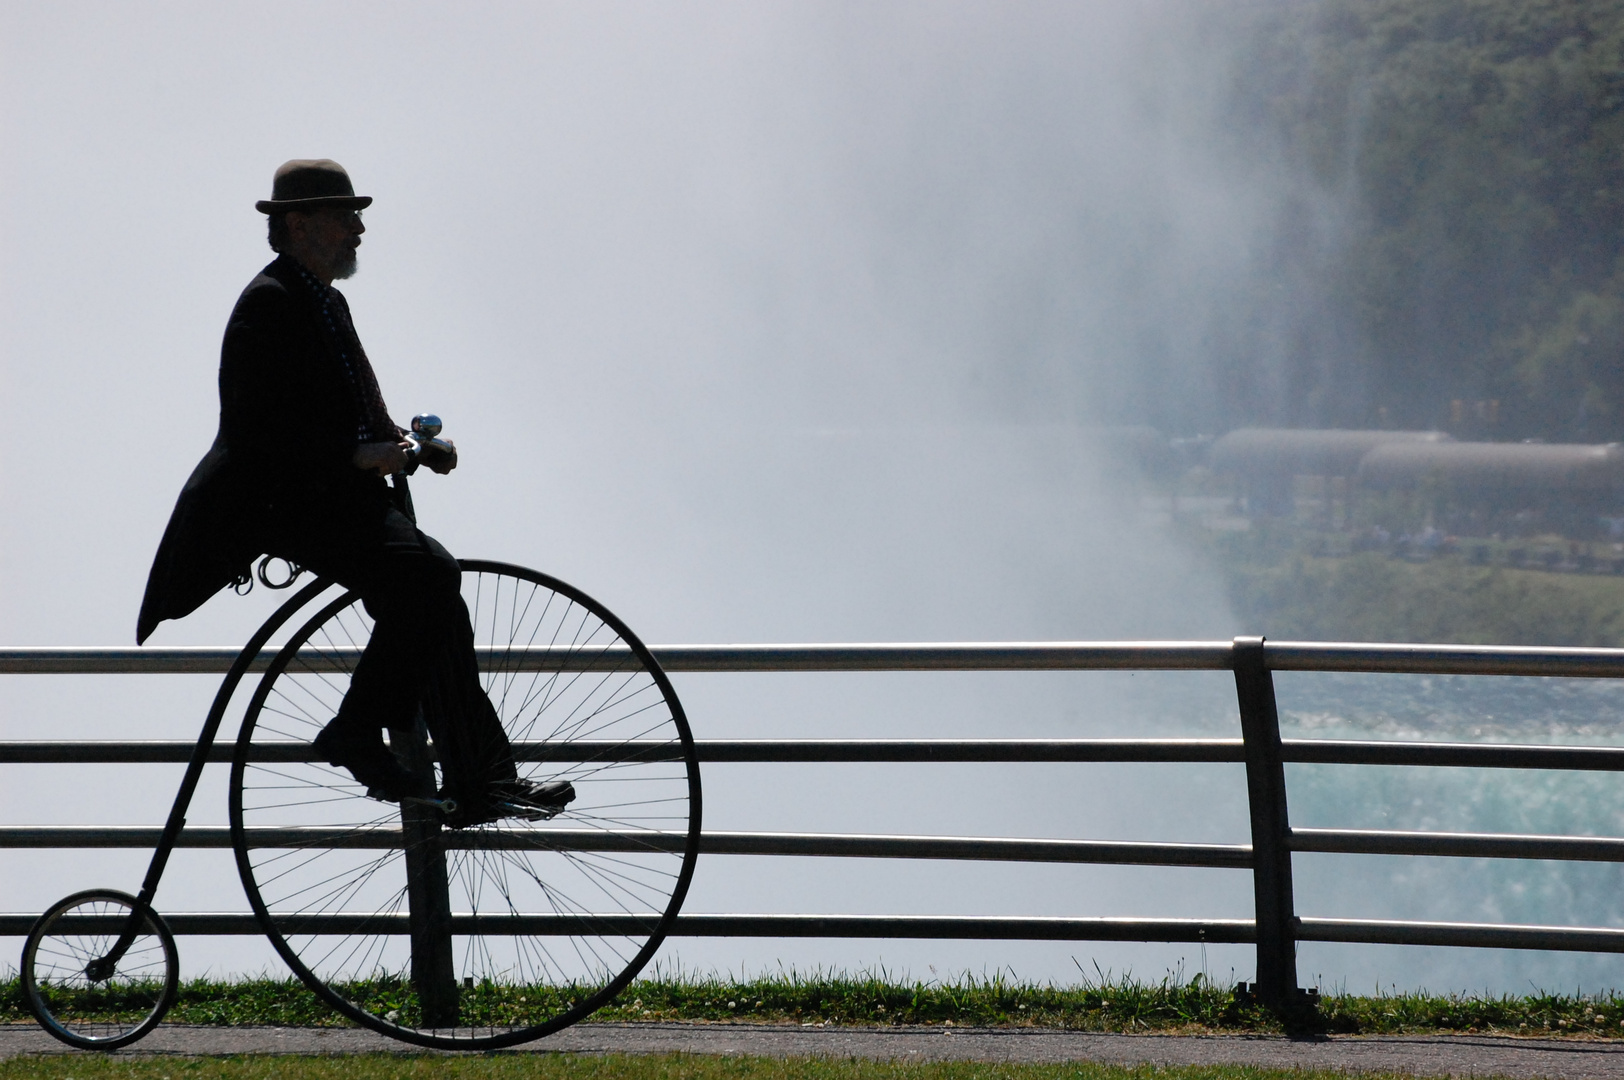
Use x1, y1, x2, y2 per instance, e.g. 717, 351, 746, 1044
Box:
407, 435, 454, 457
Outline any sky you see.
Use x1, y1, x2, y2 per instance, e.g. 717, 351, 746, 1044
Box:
5, 0, 1609, 997
1, 1, 1257, 646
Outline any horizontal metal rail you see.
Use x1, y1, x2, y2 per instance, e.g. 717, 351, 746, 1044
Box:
12, 639, 1624, 675
26, 822, 1623, 866
1266, 642, 1624, 678
2, 910, 1618, 952
0, 643, 1235, 674
1280, 740, 1624, 771
19, 817, 1624, 864
0, 912, 1259, 942
0, 825, 1253, 867
1291, 828, 1624, 862
1297, 917, 1624, 953
0, 739, 1249, 764
8, 737, 1624, 770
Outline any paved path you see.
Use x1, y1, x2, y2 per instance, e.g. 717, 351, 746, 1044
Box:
7, 1022, 1624, 1078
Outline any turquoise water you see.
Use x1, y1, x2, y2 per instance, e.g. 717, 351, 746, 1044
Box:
1275, 672, 1624, 993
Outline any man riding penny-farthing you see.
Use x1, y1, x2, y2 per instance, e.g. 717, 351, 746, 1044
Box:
21, 161, 701, 1050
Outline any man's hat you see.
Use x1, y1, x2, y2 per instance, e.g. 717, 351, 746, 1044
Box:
255, 159, 373, 214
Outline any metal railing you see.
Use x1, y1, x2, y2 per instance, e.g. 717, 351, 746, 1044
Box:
6, 636, 1624, 1012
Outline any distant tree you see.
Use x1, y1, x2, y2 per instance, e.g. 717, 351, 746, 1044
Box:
1226, 0, 1624, 439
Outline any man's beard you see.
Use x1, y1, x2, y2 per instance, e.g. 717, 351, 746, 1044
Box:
330, 246, 358, 280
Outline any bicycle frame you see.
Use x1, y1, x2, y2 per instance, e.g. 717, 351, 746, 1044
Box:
89, 576, 336, 976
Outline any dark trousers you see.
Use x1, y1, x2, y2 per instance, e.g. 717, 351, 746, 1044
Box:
264, 490, 515, 794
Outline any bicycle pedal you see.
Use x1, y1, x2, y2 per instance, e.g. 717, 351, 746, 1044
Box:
400, 794, 459, 814
493, 799, 557, 822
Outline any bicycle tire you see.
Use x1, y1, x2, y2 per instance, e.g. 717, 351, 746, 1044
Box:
21, 889, 179, 1050
229, 560, 701, 1049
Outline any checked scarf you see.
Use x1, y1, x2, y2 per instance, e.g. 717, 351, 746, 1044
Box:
291, 260, 399, 443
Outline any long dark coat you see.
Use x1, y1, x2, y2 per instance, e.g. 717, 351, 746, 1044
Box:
136, 255, 386, 643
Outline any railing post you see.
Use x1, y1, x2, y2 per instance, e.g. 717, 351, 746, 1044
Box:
1232, 636, 1304, 1014
391, 715, 457, 1028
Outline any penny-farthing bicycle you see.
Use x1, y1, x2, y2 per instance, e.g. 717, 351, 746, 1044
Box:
20, 459, 702, 1050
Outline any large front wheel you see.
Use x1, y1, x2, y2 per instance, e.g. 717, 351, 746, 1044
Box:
229, 561, 701, 1049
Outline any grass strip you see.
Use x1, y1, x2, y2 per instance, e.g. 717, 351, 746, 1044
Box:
1200, 520, 1624, 647
0, 1054, 1502, 1080
5, 971, 1624, 1037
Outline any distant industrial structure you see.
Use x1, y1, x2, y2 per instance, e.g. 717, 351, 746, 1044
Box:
1207, 429, 1451, 520
1205, 428, 1624, 538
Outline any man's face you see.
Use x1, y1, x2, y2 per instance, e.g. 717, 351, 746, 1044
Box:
288, 207, 365, 280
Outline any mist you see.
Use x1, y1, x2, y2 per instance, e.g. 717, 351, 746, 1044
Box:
4, 1, 1620, 995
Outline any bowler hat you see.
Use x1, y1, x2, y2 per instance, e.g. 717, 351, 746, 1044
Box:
255, 159, 373, 213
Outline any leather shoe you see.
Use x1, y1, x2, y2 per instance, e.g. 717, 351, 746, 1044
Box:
496, 777, 576, 820
442, 777, 576, 829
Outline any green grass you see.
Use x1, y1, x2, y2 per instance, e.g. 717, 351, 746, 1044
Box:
0, 1056, 1482, 1080
5, 971, 1624, 1037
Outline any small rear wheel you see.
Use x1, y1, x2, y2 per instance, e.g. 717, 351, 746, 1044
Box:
21, 889, 179, 1050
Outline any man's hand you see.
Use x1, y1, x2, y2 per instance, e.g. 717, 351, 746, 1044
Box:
423, 439, 458, 475
353, 439, 411, 476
